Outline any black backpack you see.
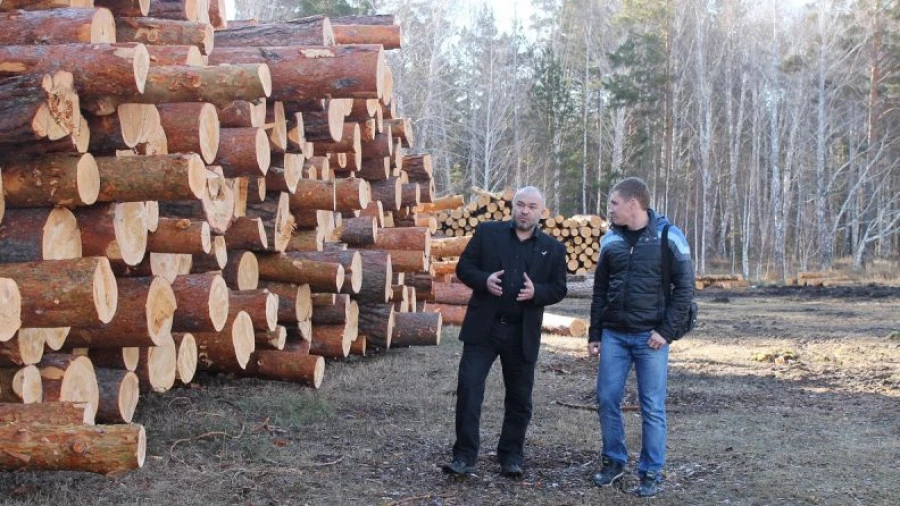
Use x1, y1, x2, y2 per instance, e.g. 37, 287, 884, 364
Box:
661, 224, 698, 339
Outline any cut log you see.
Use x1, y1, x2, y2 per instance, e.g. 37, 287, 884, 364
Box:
217, 250, 258, 290
356, 156, 389, 181
215, 127, 270, 177
95, 153, 208, 202
135, 334, 176, 392
0, 330, 45, 366
0, 0, 93, 10
116, 16, 214, 55
0, 422, 145, 476
245, 192, 293, 253
417, 194, 464, 213
334, 177, 370, 212
0, 401, 92, 424
172, 332, 197, 383
0, 71, 81, 146
431, 260, 457, 277
86, 103, 155, 153
108, 63, 270, 108
87, 347, 139, 372
94, 368, 139, 423
311, 293, 355, 325
214, 15, 334, 47
158, 175, 234, 234
431, 235, 471, 259
392, 285, 408, 312
170, 272, 229, 332
391, 312, 441, 347
423, 302, 466, 326
290, 179, 335, 211
302, 102, 345, 142
287, 251, 362, 295
357, 302, 394, 348
257, 254, 344, 293
76, 202, 148, 266
404, 154, 432, 181
433, 282, 472, 305
207, 0, 226, 28
400, 183, 420, 208
156, 102, 219, 163
541, 313, 588, 338
255, 325, 285, 350
0, 207, 81, 263
0, 8, 115, 45
266, 153, 303, 193
332, 23, 401, 50
94, 0, 150, 17
146, 44, 204, 66
223, 216, 267, 251
265, 100, 287, 152
66, 276, 176, 348
337, 216, 377, 246
229, 289, 278, 331
193, 310, 254, 372
259, 281, 311, 323
0, 365, 41, 403
309, 323, 353, 358
369, 177, 402, 211
148, 0, 206, 22
349, 335, 366, 356
352, 250, 392, 303
39, 354, 99, 423
218, 99, 265, 128
206, 44, 385, 101
385, 118, 413, 147
147, 218, 210, 255
386, 250, 427, 273
0, 257, 116, 327
245, 350, 323, 388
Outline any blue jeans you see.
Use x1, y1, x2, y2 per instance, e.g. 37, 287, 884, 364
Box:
596, 328, 669, 478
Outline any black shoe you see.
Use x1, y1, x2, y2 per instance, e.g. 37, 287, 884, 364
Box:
635, 471, 661, 498
591, 457, 624, 487
499, 462, 524, 478
442, 459, 476, 475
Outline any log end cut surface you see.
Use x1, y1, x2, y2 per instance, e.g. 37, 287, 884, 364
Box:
0, 278, 22, 342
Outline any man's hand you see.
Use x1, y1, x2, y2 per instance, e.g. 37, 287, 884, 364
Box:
588, 341, 601, 357
516, 273, 535, 301
648, 330, 668, 350
487, 270, 504, 296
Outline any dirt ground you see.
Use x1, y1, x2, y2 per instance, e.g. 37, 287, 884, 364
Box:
1, 285, 898, 505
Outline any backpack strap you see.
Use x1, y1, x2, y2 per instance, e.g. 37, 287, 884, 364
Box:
661, 224, 671, 306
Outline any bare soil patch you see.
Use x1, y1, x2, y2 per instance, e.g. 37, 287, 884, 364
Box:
1, 285, 898, 505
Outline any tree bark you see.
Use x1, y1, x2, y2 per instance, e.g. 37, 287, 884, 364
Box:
391, 312, 441, 347
145, 44, 203, 66
431, 235, 471, 259
230, 289, 278, 332
266, 153, 303, 194
0, 207, 81, 263
368, 177, 402, 211
334, 177, 370, 212
357, 302, 394, 348
0, 71, 81, 146
223, 216, 267, 251
218, 99, 265, 128
254, 325, 285, 350
337, 216, 377, 246
244, 350, 323, 388
0, 331, 45, 366
289, 179, 334, 211
287, 250, 361, 295
93, 0, 150, 17
423, 302, 466, 326
134, 334, 176, 392
433, 282, 471, 305
94, 368, 139, 423
193, 310, 254, 372
216, 127, 270, 177
39, 354, 99, 423
217, 250, 259, 290
95, 153, 207, 203
214, 15, 334, 47
170, 272, 229, 332
256, 254, 344, 293
332, 23, 401, 50
0, 422, 145, 476
0, 364, 41, 403
172, 332, 197, 383
147, 0, 207, 23
116, 16, 213, 55
148, 218, 211, 254
308, 323, 353, 358
87, 347, 138, 372
75, 201, 148, 266
156, 102, 219, 163
258, 281, 311, 323
0, 401, 93, 424
0, 7, 115, 45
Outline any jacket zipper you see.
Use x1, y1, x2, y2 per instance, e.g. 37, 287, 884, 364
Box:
623, 245, 635, 328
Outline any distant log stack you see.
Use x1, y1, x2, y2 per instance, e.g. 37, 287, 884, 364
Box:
0, 6, 447, 476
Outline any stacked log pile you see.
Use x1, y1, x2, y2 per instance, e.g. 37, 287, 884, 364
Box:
0, 5, 443, 475
427, 188, 608, 274
789, 271, 854, 287
695, 274, 751, 290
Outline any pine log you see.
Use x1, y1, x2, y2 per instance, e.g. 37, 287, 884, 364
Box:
0, 257, 116, 327
417, 194, 464, 213
158, 175, 234, 234
334, 177, 370, 212
0, 365, 41, 403
170, 272, 229, 332
95, 153, 207, 202
0, 207, 81, 263
156, 102, 219, 163
0, 7, 115, 45
66, 276, 176, 348
431, 260, 457, 277
265, 101, 287, 152
350, 250, 392, 303
369, 177, 402, 211
94, 368, 139, 423
218, 250, 259, 290
283, 227, 325, 253
311, 293, 356, 325
400, 183, 420, 208
361, 130, 393, 159
112, 251, 191, 283
286, 114, 307, 153
266, 153, 303, 193
86, 103, 154, 153
259, 281, 311, 323
404, 153, 432, 182
309, 323, 354, 358
206, 44, 385, 101
148, 0, 207, 22
147, 218, 211, 255
385, 118, 413, 148
146, 44, 204, 66
433, 282, 472, 305
218, 99, 265, 128
0, 0, 93, 10
76, 202, 148, 266
0, 71, 81, 146
392, 285, 408, 312
423, 302, 466, 326
287, 251, 362, 295
193, 310, 254, 372
110, 63, 270, 107
349, 335, 366, 356
215, 127, 270, 177
214, 15, 334, 47
245, 192, 293, 253
255, 325, 285, 350
172, 332, 197, 383
313, 122, 360, 160
39, 354, 99, 423
0, 422, 145, 476
357, 302, 394, 348
302, 102, 344, 142
332, 23, 401, 50
245, 350, 323, 388
94, 0, 150, 17
290, 179, 334, 211
230, 289, 278, 331
135, 334, 176, 392
431, 235, 471, 259
88, 347, 139, 372
541, 313, 588, 337
391, 312, 441, 347
207, 0, 226, 28
0, 331, 45, 366
0, 401, 93, 424
223, 216, 266, 251
257, 254, 344, 293
116, 16, 214, 55
337, 216, 377, 246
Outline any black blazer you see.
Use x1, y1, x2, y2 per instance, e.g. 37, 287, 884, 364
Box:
455, 221, 568, 362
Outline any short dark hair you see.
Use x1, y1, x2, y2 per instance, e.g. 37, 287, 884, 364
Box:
611, 177, 651, 210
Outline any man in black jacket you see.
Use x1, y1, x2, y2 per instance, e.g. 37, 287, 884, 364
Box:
588, 177, 694, 497
442, 186, 568, 478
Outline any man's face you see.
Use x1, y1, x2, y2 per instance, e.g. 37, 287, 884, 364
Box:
512, 192, 543, 231
607, 191, 635, 226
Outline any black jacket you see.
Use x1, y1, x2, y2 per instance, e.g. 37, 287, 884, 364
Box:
588, 209, 694, 342
456, 221, 568, 362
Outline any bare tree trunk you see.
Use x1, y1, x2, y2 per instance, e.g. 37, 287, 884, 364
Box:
769, 18, 786, 283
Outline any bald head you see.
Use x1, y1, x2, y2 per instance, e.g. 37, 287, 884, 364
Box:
511, 186, 545, 232
514, 186, 545, 207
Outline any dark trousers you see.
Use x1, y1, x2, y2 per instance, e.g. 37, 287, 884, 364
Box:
452, 320, 536, 467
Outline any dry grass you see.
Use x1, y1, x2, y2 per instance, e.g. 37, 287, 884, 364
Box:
1, 286, 899, 505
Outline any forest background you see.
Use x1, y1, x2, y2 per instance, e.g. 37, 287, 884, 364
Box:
232, 0, 900, 281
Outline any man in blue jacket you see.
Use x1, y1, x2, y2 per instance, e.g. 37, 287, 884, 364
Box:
442, 186, 568, 478
588, 177, 694, 497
